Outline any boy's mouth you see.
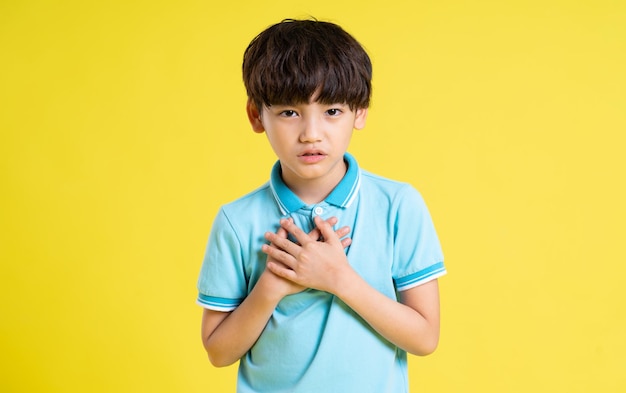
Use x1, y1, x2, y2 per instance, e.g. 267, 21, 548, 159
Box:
300, 150, 325, 157
298, 151, 326, 163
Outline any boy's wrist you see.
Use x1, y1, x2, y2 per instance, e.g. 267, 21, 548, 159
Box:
255, 271, 288, 305
330, 264, 361, 300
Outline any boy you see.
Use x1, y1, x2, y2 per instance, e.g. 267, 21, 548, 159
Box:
197, 18, 446, 392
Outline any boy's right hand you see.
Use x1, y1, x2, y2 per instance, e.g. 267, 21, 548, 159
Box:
261, 216, 351, 299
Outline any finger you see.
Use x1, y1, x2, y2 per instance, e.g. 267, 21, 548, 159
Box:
262, 242, 297, 269
313, 215, 341, 245
266, 259, 290, 272
275, 224, 288, 240
335, 225, 351, 239
330, 225, 351, 249
308, 227, 321, 241
280, 218, 312, 245
308, 227, 352, 249
264, 231, 301, 256
267, 260, 298, 281
308, 216, 338, 240
324, 216, 339, 226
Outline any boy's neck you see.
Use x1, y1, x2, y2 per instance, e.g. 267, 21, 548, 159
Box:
292, 184, 333, 205
281, 161, 347, 206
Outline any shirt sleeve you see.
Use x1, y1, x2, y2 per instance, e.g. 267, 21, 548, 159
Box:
196, 208, 247, 311
392, 185, 446, 291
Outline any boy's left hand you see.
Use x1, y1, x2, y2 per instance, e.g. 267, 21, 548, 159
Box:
262, 215, 356, 294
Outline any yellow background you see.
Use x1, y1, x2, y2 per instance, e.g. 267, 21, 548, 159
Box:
1, 0, 625, 391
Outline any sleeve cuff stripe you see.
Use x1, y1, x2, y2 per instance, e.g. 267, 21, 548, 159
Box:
197, 294, 242, 311
395, 262, 446, 290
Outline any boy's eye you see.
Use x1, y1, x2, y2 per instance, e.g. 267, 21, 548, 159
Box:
326, 108, 342, 116
279, 110, 298, 117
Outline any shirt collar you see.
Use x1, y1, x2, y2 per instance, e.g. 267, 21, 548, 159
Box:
269, 153, 361, 215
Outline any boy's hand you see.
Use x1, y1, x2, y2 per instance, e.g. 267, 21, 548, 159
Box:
262, 215, 355, 294
259, 224, 305, 298
260, 216, 351, 299
305, 216, 352, 249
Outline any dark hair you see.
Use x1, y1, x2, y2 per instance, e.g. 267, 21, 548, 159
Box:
242, 18, 372, 111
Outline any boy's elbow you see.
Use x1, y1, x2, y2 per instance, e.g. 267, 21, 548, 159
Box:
203, 339, 238, 367
408, 343, 438, 357
408, 333, 440, 356
207, 356, 233, 368
416, 340, 439, 356
206, 350, 238, 368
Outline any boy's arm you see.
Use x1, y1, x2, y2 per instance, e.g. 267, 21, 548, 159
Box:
201, 268, 290, 367
336, 273, 441, 356
201, 217, 352, 367
264, 216, 441, 356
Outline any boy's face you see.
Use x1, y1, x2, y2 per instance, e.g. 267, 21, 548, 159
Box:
247, 99, 367, 195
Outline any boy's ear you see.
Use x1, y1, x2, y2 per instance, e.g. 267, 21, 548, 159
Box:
246, 99, 265, 133
353, 107, 368, 130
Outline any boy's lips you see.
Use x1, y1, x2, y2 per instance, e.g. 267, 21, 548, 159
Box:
298, 150, 326, 164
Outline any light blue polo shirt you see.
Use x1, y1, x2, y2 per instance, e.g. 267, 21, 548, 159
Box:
197, 153, 446, 393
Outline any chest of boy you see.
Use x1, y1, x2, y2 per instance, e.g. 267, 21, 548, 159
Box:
242, 201, 397, 301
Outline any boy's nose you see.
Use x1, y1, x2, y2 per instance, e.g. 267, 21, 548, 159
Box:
299, 119, 323, 143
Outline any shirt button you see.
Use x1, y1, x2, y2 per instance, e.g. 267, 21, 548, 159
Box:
314, 206, 324, 215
